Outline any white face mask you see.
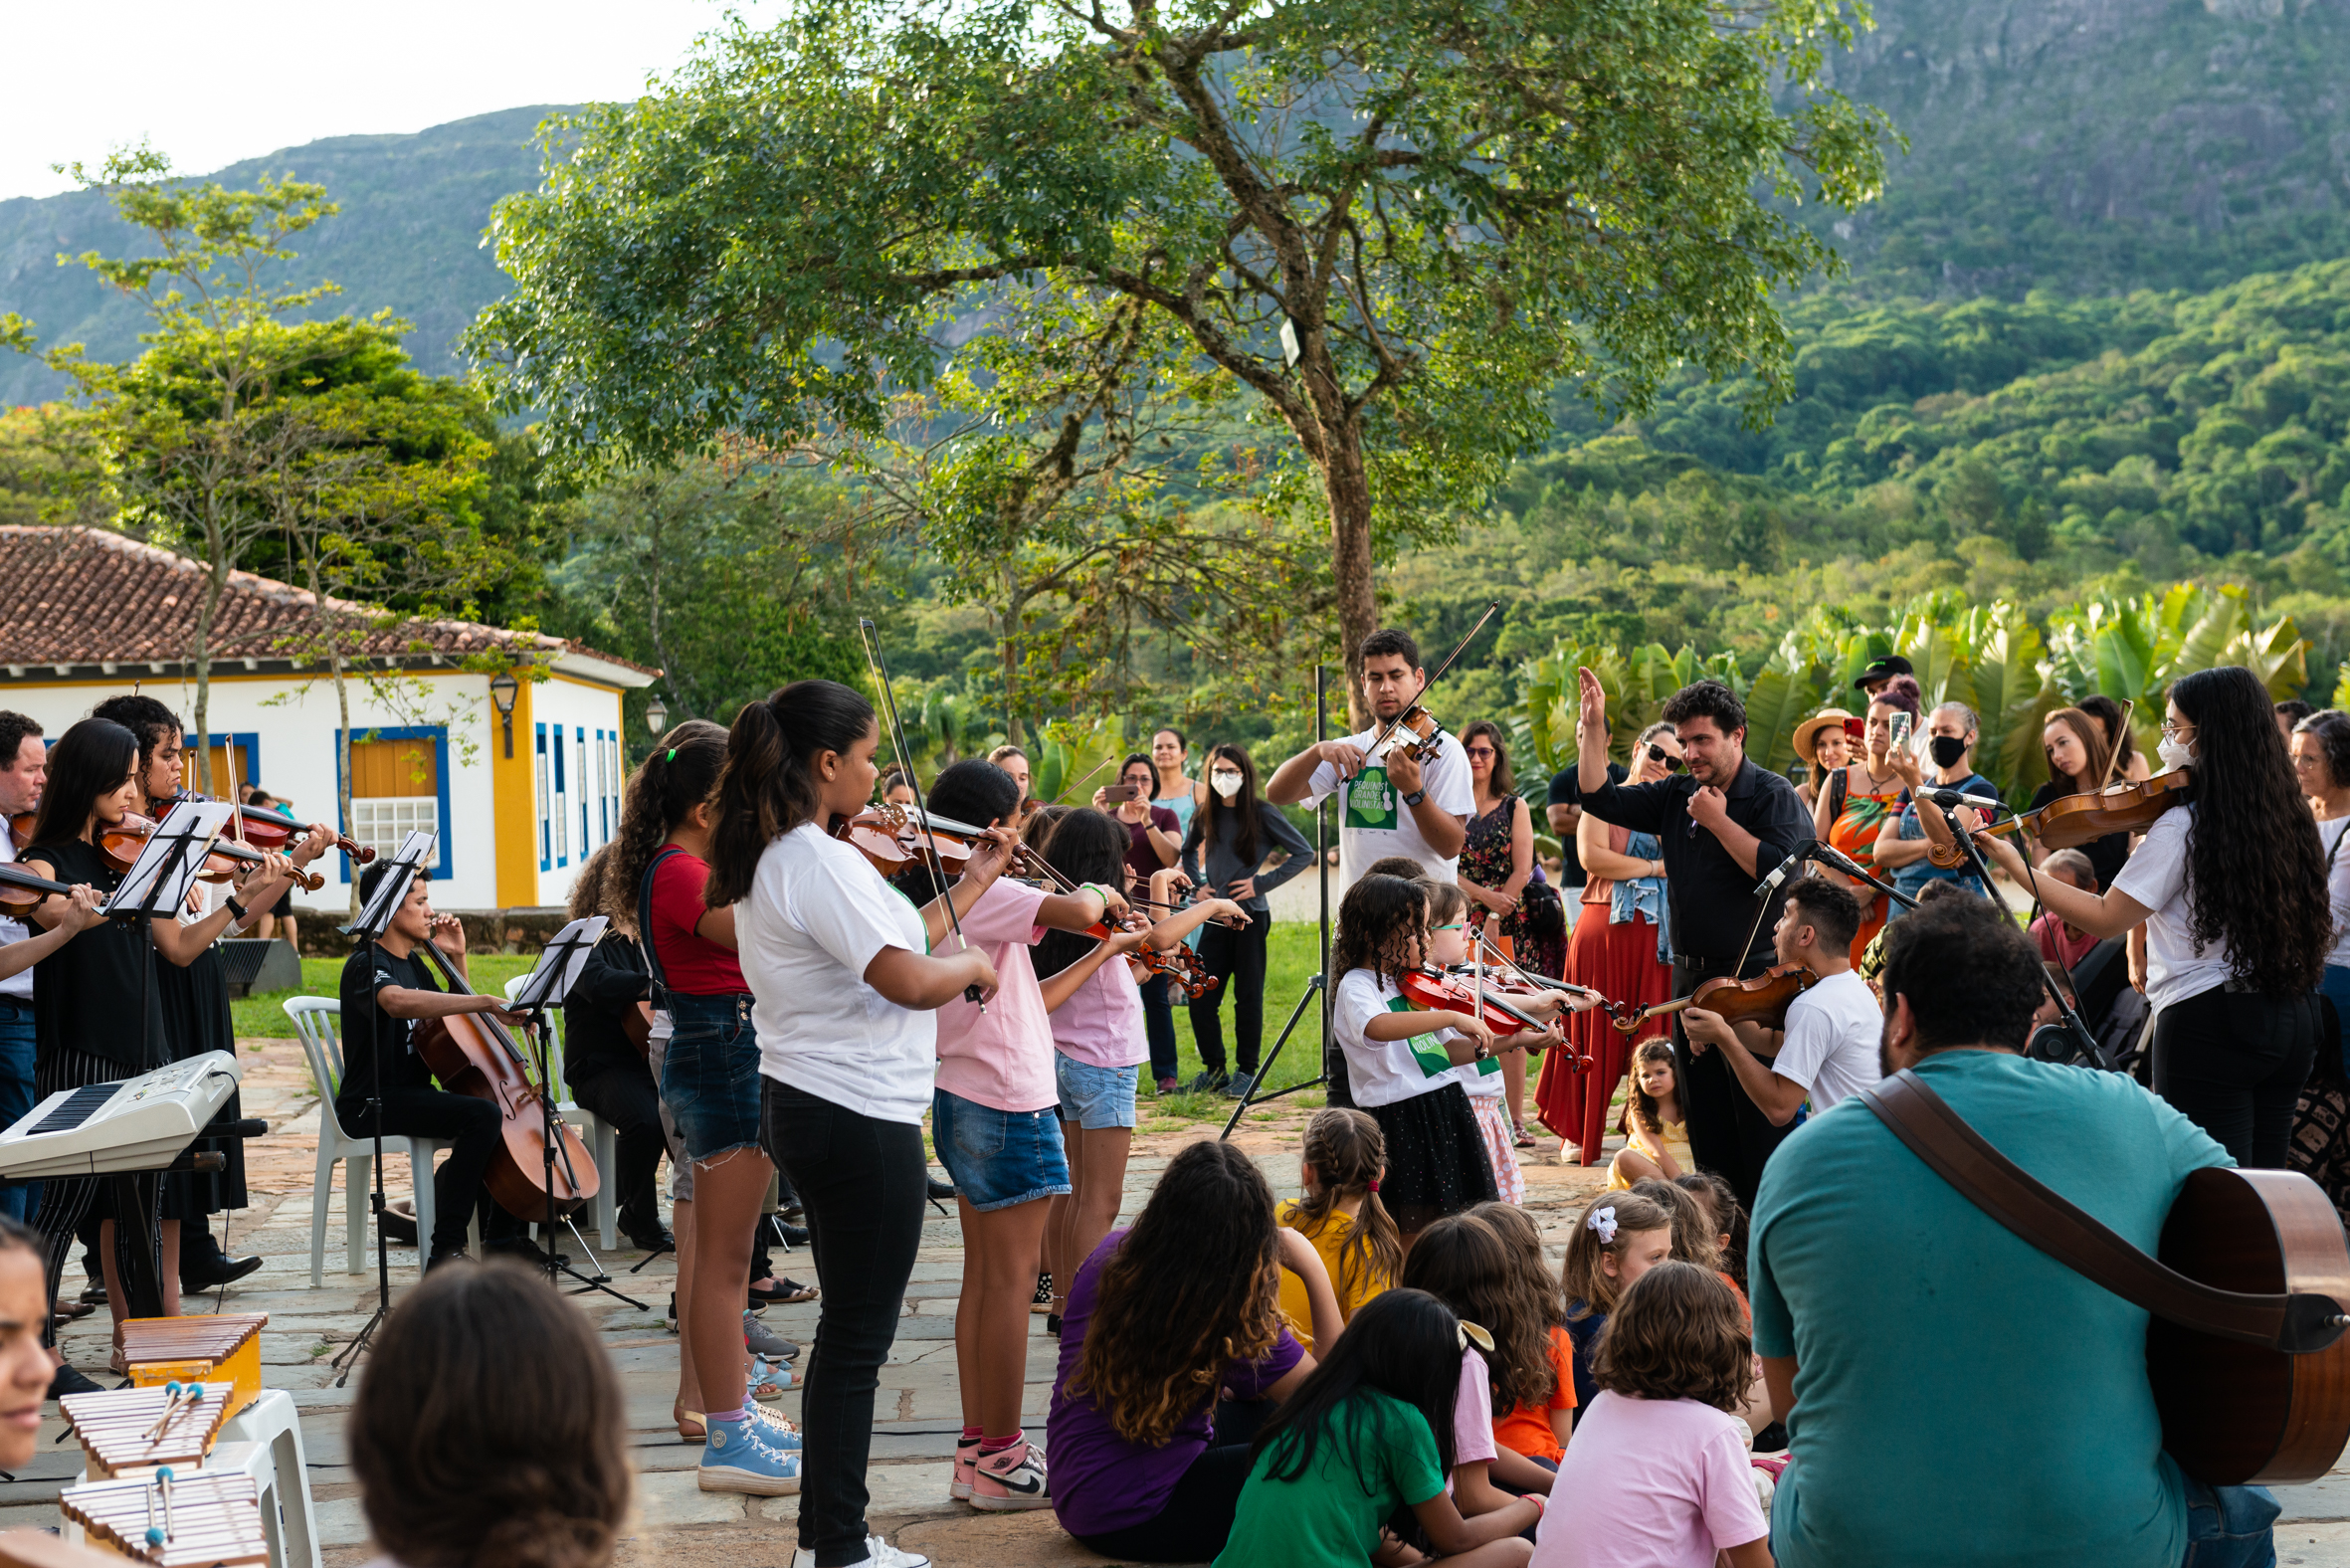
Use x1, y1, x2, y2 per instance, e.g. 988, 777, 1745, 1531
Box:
2158, 734, 2194, 773
1211, 770, 1245, 799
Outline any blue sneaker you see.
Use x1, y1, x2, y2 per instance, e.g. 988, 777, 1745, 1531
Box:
698, 1414, 803, 1495
747, 1405, 803, 1451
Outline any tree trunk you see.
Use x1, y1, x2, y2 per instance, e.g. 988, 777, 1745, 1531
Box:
1321, 419, 1379, 729
1000, 564, 1026, 748
191, 542, 226, 797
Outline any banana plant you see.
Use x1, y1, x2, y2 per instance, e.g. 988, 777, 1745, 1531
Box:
1030, 714, 1130, 806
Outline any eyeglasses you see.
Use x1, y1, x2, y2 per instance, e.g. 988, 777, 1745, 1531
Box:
1432, 922, 1465, 932
2159, 720, 2197, 739
1647, 743, 1684, 772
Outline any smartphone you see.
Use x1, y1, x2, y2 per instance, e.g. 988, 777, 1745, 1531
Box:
1889, 710, 1913, 751
1841, 716, 1866, 740
1103, 783, 1142, 802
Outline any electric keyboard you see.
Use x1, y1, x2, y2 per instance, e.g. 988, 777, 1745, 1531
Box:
0, 1052, 244, 1179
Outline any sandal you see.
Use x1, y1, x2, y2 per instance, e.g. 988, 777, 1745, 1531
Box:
747, 1354, 795, 1401
677, 1410, 706, 1443
747, 1277, 819, 1306
1512, 1122, 1538, 1149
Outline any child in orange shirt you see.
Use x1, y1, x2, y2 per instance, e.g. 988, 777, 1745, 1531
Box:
1469, 1201, 1577, 1468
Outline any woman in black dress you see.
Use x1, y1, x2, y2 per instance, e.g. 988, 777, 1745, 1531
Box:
91, 695, 332, 1301
17, 718, 299, 1390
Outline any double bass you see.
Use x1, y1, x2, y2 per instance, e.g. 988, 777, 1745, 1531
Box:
405, 924, 599, 1222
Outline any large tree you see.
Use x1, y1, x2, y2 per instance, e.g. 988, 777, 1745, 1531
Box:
470, 0, 1888, 719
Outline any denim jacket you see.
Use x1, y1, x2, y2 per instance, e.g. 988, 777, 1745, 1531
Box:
1610, 829, 1673, 962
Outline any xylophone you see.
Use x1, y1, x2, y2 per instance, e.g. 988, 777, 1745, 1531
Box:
59, 1384, 230, 1481
118, 1315, 268, 1422
58, 1470, 270, 1567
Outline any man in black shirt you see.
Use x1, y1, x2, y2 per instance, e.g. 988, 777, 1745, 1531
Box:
337, 864, 529, 1269
1575, 673, 1817, 1207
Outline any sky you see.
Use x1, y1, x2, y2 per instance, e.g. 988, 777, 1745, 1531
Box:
0, 0, 771, 201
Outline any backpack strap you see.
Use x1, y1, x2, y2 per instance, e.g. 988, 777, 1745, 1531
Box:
637, 846, 687, 1003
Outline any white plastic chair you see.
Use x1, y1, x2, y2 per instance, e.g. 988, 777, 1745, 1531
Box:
505, 976, 619, 1250
284, 997, 452, 1285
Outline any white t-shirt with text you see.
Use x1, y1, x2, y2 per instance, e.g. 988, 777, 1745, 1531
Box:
1771, 968, 1882, 1112
1331, 967, 1456, 1108
741, 823, 936, 1124
2110, 807, 2232, 1012
1304, 725, 1474, 890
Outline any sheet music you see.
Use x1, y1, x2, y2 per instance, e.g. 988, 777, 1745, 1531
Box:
509, 915, 608, 1012
346, 830, 439, 939
109, 801, 235, 917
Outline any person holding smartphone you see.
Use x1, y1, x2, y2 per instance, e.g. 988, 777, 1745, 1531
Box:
1811, 675, 1920, 965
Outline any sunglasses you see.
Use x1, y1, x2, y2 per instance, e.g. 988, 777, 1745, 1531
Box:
1647, 743, 1684, 772
1464, 745, 1495, 759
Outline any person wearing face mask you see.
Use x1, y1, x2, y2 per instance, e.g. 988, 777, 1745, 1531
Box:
1178, 745, 1311, 1097
1965, 667, 2334, 1169
1873, 700, 2001, 917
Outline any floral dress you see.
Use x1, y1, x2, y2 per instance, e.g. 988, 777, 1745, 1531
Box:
1460, 798, 1567, 982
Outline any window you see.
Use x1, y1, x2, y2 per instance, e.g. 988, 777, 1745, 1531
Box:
340, 729, 450, 878
595, 728, 610, 845
575, 727, 589, 856
607, 731, 622, 844
536, 724, 551, 872
552, 719, 569, 868
179, 736, 258, 799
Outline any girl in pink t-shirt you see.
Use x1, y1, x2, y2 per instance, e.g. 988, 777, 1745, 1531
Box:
907, 760, 1124, 1512
1535, 1262, 1773, 1568
1032, 813, 1246, 1327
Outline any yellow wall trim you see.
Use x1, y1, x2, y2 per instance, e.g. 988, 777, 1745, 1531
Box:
491, 675, 539, 908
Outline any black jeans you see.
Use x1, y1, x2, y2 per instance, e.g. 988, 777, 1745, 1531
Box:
570, 1063, 669, 1235
1074, 1399, 1271, 1563
334, 1087, 509, 1256
1671, 957, 1795, 1213
762, 1078, 926, 1568
1141, 976, 1179, 1083
2153, 985, 2319, 1169
1189, 907, 1272, 1076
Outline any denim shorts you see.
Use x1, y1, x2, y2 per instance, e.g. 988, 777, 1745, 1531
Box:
931, 1088, 1071, 1212
1054, 1055, 1139, 1131
656, 991, 762, 1163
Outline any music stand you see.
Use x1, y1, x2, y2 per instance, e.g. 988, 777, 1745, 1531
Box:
101, 802, 234, 1322
331, 830, 435, 1387
504, 917, 645, 1308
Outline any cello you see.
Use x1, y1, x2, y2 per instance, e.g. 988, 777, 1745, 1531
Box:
404, 921, 599, 1222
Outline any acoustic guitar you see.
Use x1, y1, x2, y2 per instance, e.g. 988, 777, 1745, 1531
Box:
1862, 1070, 2350, 1485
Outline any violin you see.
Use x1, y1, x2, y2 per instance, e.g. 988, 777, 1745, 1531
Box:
1138, 942, 1221, 1000
1915, 768, 2194, 863
1614, 962, 1820, 1036
0, 860, 80, 914
831, 803, 1046, 882
165, 791, 376, 864
1366, 704, 1449, 764
5, 812, 30, 853
98, 812, 325, 892
1398, 964, 1558, 1044
407, 925, 600, 1222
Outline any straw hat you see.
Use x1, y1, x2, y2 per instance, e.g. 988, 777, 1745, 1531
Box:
1791, 708, 1856, 767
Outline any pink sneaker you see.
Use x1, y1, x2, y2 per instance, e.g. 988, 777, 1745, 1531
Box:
971, 1436, 1050, 1512
951, 1436, 981, 1501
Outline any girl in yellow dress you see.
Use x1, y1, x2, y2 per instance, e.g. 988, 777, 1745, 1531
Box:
1606, 1039, 1692, 1189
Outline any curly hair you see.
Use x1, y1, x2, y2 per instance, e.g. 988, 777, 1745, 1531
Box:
1660, 680, 1745, 738
1289, 1109, 1401, 1306
602, 719, 729, 929
1332, 874, 1426, 986
349, 1261, 630, 1568
1073, 1141, 1284, 1447
2297, 710, 2350, 795
1865, 675, 1921, 719
2171, 666, 2333, 996
1589, 1261, 1752, 1412
1400, 1214, 1557, 1414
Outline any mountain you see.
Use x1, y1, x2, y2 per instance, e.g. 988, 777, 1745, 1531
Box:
1805, 0, 2350, 298
0, 106, 564, 407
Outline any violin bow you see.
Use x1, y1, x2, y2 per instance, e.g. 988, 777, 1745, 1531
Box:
2102, 697, 2135, 789
1351, 600, 1502, 770
860, 619, 986, 1008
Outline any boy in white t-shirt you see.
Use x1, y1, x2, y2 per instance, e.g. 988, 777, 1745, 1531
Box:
1683, 876, 1881, 1126
1265, 628, 1475, 890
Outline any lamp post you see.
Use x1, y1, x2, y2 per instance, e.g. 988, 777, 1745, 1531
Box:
646, 695, 669, 735
490, 671, 518, 758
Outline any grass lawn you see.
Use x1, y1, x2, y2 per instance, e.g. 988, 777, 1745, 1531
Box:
236, 932, 1336, 1130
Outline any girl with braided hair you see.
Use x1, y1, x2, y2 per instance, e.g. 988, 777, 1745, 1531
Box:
1276, 1107, 1403, 1352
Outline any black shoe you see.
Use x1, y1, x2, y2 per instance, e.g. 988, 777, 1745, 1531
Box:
623, 1221, 676, 1253
425, 1248, 469, 1273
1222, 1072, 1257, 1100
1044, 1313, 1062, 1337
1186, 1069, 1230, 1094
181, 1254, 264, 1291
379, 1206, 419, 1249
775, 1222, 810, 1249
77, 1282, 105, 1306
779, 1203, 806, 1225
47, 1364, 102, 1400
926, 1175, 958, 1202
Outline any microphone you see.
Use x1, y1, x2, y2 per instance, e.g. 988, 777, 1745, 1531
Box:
1752, 844, 1813, 900
1922, 787, 2005, 815
1806, 842, 1879, 884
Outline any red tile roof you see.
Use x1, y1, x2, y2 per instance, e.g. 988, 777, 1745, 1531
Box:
0, 525, 658, 680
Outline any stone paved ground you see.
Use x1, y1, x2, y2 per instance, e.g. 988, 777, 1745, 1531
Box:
8, 1038, 2350, 1566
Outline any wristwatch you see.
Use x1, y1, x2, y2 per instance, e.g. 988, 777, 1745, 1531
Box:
1403, 788, 1427, 808
223, 895, 248, 921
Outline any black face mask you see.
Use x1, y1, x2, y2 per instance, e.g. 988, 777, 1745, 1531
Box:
1929, 734, 1968, 770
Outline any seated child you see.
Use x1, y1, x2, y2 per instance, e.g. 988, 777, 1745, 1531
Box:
1214, 1287, 1539, 1568
1672, 1171, 1750, 1291
1469, 1202, 1576, 1466
1402, 1214, 1564, 1503
1533, 1263, 1772, 1568
1559, 1191, 1674, 1410
1279, 1107, 1403, 1353
1606, 1039, 1689, 1189
348, 1260, 633, 1568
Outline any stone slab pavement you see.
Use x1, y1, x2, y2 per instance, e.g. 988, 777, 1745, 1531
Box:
12, 1037, 2350, 1566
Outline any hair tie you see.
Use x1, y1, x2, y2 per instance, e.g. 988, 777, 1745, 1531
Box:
666, 748, 677, 762
1368, 1179, 1381, 1193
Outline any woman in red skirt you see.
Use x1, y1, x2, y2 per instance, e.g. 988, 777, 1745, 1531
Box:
1535, 721, 1680, 1164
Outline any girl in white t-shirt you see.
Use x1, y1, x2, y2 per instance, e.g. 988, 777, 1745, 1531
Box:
709, 681, 1003, 1566
898, 759, 1125, 1514
1032, 814, 1246, 1330
1330, 875, 1536, 1237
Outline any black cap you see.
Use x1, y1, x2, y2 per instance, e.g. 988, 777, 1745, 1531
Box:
1854, 656, 1914, 690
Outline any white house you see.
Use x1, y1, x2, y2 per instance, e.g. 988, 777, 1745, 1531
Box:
0, 526, 659, 912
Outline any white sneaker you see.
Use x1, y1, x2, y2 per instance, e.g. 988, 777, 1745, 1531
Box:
790, 1535, 931, 1568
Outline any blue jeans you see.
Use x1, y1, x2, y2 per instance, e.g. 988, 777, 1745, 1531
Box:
2180, 1476, 2277, 1567
0, 1000, 38, 1224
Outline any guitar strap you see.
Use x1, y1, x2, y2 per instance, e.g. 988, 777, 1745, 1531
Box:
1860, 1069, 2348, 1354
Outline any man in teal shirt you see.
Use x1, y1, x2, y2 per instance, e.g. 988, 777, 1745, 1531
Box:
1750, 896, 2279, 1568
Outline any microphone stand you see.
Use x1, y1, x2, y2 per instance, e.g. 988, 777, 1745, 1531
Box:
1929, 795, 2109, 1070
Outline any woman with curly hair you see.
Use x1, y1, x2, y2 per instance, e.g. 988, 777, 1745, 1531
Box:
1047, 1139, 1341, 1563
1969, 666, 2334, 1167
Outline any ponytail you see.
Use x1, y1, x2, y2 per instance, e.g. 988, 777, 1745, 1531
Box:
705, 681, 876, 907
1291, 1108, 1402, 1303
603, 718, 730, 927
